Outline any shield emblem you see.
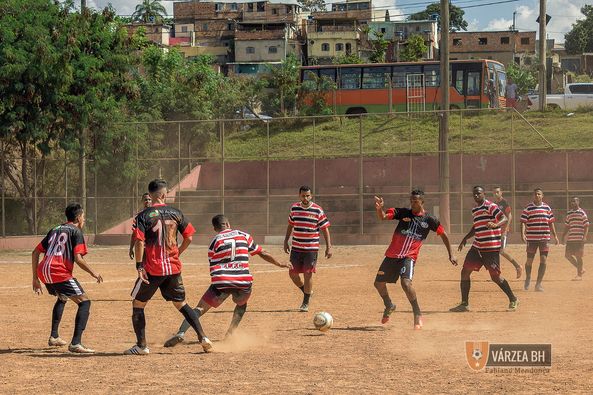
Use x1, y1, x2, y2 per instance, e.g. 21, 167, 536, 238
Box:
465, 341, 489, 371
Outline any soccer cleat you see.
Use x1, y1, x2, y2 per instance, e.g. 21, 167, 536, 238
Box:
508, 299, 519, 311
381, 304, 396, 324
68, 343, 95, 354
449, 302, 470, 312
572, 275, 583, 281
299, 303, 309, 312
123, 345, 150, 355
515, 265, 523, 279
535, 283, 544, 292
48, 336, 67, 347
200, 337, 213, 353
413, 315, 423, 330
163, 334, 185, 348
523, 279, 530, 291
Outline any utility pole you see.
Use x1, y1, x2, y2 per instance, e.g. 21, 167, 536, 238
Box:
81, 0, 86, 11
439, 0, 451, 232
538, 0, 547, 111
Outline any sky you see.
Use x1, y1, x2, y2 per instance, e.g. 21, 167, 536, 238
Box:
83, 0, 588, 43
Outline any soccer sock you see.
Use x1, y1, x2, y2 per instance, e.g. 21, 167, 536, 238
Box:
227, 304, 247, 335
577, 258, 584, 275
380, 294, 392, 308
132, 307, 147, 348
71, 300, 91, 346
566, 255, 579, 268
180, 304, 205, 342
177, 306, 200, 336
410, 299, 421, 316
496, 279, 516, 302
461, 280, 471, 304
536, 263, 547, 284
299, 285, 305, 294
51, 299, 67, 338
303, 293, 311, 305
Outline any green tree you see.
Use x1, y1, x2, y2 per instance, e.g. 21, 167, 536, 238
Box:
298, 0, 326, 12
132, 0, 167, 23
299, 72, 336, 115
265, 54, 300, 115
565, 5, 593, 54
369, 30, 389, 63
506, 63, 536, 95
409, 3, 468, 31
334, 53, 364, 64
400, 34, 428, 62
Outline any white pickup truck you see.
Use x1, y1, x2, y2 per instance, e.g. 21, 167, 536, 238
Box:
528, 83, 593, 110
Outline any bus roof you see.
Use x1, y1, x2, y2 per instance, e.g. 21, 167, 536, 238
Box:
300, 59, 504, 69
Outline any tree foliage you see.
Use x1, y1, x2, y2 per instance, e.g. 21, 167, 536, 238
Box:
333, 53, 364, 64
132, 0, 167, 23
369, 30, 389, 63
298, 0, 326, 12
409, 3, 468, 32
565, 5, 593, 55
400, 34, 428, 62
506, 63, 537, 95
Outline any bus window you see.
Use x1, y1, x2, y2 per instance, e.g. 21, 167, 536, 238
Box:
302, 70, 319, 81
424, 65, 439, 87
467, 71, 481, 96
340, 67, 362, 89
319, 68, 336, 82
497, 71, 506, 97
362, 67, 389, 89
392, 65, 406, 88
454, 70, 463, 94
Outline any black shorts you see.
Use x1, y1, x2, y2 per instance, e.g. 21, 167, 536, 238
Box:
130, 273, 186, 302
201, 284, 252, 308
566, 241, 584, 258
463, 247, 501, 277
45, 278, 85, 299
289, 250, 318, 274
375, 257, 415, 283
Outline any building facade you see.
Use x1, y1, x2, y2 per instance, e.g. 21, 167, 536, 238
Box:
449, 30, 536, 66
368, 20, 438, 61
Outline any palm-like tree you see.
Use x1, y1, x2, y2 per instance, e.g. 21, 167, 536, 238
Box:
132, 0, 167, 23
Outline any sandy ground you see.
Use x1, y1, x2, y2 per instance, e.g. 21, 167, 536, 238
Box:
0, 243, 592, 394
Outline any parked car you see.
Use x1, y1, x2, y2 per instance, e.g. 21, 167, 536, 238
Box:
527, 83, 593, 110
236, 107, 272, 123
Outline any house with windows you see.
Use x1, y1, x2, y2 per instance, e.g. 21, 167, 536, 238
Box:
449, 30, 536, 66
368, 20, 438, 61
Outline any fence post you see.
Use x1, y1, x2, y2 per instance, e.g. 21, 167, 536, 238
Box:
178, 122, 182, 210
408, 113, 412, 191
312, 117, 316, 194
94, 159, 98, 236
460, 111, 464, 233
134, 125, 139, 217
511, 111, 517, 233
64, 150, 68, 207
359, 115, 364, 235
1, 139, 5, 237
220, 121, 225, 213
266, 121, 270, 235
565, 150, 569, 212
34, 156, 37, 234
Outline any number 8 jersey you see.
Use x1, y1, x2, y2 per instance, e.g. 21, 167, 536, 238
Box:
133, 203, 196, 276
36, 223, 88, 284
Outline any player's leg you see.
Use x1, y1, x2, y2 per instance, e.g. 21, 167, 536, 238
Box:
298, 252, 317, 312
564, 247, 579, 269
46, 286, 68, 347
164, 293, 214, 347
485, 254, 518, 310
500, 243, 522, 279
450, 249, 478, 312
535, 243, 549, 291
288, 250, 305, 294
576, 243, 585, 278
225, 288, 252, 337
68, 293, 92, 352
300, 272, 313, 312
524, 242, 537, 290
374, 257, 398, 323
399, 259, 422, 329
125, 276, 160, 355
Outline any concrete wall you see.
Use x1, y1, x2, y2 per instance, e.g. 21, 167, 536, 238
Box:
235, 39, 296, 62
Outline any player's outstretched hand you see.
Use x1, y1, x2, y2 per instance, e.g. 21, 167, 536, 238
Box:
93, 273, 103, 284
129, 248, 135, 260
284, 262, 294, 270
32, 278, 43, 295
457, 239, 466, 252
138, 268, 149, 284
374, 196, 384, 210
449, 256, 458, 266
325, 246, 333, 259
554, 236, 560, 246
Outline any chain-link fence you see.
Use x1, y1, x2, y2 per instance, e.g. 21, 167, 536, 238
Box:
2, 108, 592, 239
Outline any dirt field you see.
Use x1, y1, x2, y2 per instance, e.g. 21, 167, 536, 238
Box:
1, 244, 592, 394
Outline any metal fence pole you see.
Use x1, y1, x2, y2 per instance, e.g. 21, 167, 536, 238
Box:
135, 125, 139, 217
64, 150, 68, 206
94, 160, 98, 235
1, 139, 5, 237
511, 111, 517, 233
266, 121, 270, 235
359, 115, 364, 235
220, 121, 225, 213
312, 117, 316, 194
408, 113, 412, 191
34, 156, 37, 234
178, 122, 182, 209
460, 111, 464, 233
565, 150, 570, 213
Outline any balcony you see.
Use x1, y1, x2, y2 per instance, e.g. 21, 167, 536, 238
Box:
235, 29, 287, 41
307, 29, 359, 40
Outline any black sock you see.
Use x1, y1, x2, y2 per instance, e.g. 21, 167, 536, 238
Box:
525, 264, 532, 281
72, 300, 90, 345
410, 299, 421, 316
303, 293, 311, 305
132, 307, 146, 348
380, 294, 392, 308
461, 280, 470, 304
227, 304, 247, 335
566, 256, 578, 268
51, 299, 66, 338
298, 285, 305, 294
536, 263, 547, 284
577, 258, 584, 275
180, 304, 205, 342
496, 279, 516, 302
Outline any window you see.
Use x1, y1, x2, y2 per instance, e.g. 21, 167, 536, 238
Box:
247, 3, 254, 12
302, 69, 319, 81
228, 23, 233, 31
286, 5, 293, 13
231, 3, 238, 11
380, 27, 386, 34
321, 43, 330, 52
215, 3, 223, 11
362, 67, 389, 89
478, 37, 488, 45
524, 57, 532, 65
202, 23, 208, 31
514, 57, 520, 64
257, 1, 265, 12
336, 43, 344, 51
340, 67, 361, 89
416, 26, 420, 31
467, 71, 481, 96
319, 68, 336, 83
521, 37, 530, 45
454, 70, 464, 94
453, 38, 462, 46
501, 36, 510, 44
424, 65, 439, 87
268, 46, 277, 54
392, 65, 421, 88
569, 84, 593, 94
246, 46, 255, 54
272, 8, 278, 15
181, 26, 188, 33
345, 43, 352, 54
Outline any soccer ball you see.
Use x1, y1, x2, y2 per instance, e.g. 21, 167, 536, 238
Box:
472, 349, 483, 360
313, 312, 333, 332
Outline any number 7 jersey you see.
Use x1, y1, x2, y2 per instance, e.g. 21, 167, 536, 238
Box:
133, 203, 196, 276
36, 223, 88, 284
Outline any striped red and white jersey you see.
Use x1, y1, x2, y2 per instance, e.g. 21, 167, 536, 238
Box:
520, 202, 555, 241
384, 208, 444, 260
472, 200, 506, 251
565, 208, 589, 242
288, 202, 330, 252
208, 229, 262, 290
36, 223, 88, 284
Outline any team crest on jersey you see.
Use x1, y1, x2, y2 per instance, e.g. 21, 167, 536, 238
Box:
420, 221, 429, 229
148, 210, 159, 218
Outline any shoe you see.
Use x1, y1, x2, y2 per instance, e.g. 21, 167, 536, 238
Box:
572, 275, 583, 281
201, 337, 213, 353
524, 279, 530, 291
164, 334, 185, 348
299, 303, 309, 312
68, 343, 95, 354
535, 283, 544, 292
381, 304, 396, 324
414, 315, 423, 330
449, 303, 470, 312
516, 265, 523, 279
508, 299, 519, 311
123, 345, 150, 355
48, 336, 67, 347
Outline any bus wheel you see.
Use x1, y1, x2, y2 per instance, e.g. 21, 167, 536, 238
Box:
345, 107, 367, 115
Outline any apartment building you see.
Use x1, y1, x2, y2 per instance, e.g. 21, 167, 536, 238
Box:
368, 19, 438, 61
449, 30, 536, 66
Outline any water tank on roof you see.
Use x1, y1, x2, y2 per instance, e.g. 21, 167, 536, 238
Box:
430, 13, 439, 21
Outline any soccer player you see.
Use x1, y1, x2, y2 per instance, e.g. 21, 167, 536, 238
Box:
520, 188, 559, 291
124, 179, 211, 355
283, 186, 332, 312
493, 187, 523, 278
31, 203, 103, 353
450, 186, 518, 312
163, 214, 292, 347
561, 197, 589, 280
129, 192, 152, 260
374, 190, 457, 329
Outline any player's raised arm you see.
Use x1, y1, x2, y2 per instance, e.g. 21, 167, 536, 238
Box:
74, 254, 103, 283
31, 248, 43, 295
374, 196, 392, 221
257, 249, 293, 269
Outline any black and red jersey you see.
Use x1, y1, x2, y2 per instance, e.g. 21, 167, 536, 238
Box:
384, 208, 444, 260
495, 198, 512, 233
133, 203, 196, 276
36, 223, 88, 284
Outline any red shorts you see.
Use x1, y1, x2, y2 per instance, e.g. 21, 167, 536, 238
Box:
201, 284, 251, 308
527, 241, 549, 258
289, 250, 318, 274
463, 247, 501, 277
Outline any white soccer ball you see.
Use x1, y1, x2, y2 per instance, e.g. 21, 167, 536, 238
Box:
313, 312, 333, 332
472, 349, 483, 360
